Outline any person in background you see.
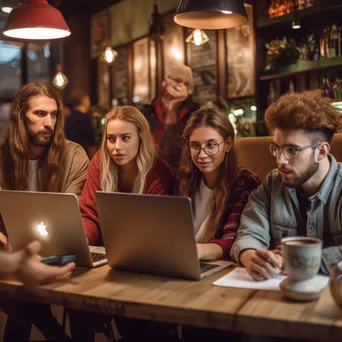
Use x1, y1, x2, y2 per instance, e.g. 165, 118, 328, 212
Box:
65, 88, 98, 159
141, 61, 199, 169
63, 102, 72, 118
0, 82, 89, 342
178, 106, 260, 341
68, 105, 177, 342
0, 241, 75, 285
231, 90, 342, 281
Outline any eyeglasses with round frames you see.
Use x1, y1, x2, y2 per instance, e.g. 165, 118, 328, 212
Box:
187, 141, 225, 157
269, 142, 319, 160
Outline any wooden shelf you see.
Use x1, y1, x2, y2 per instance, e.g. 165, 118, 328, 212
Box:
260, 56, 342, 81
257, 0, 342, 29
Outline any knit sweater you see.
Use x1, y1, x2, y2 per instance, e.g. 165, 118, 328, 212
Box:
80, 152, 174, 245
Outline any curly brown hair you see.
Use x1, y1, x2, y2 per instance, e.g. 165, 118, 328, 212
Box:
265, 90, 342, 143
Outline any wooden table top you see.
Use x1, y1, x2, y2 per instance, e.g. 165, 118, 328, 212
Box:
0, 265, 341, 341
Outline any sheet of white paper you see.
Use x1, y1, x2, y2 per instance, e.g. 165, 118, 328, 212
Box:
213, 267, 329, 291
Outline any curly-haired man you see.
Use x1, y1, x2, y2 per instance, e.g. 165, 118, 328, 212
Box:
231, 90, 342, 280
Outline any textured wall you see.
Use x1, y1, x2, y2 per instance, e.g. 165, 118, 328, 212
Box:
109, 0, 179, 46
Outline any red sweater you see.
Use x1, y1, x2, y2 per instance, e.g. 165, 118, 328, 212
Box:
80, 152, 174, 245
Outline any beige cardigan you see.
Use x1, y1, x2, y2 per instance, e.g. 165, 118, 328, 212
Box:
0, 140, 89, 236
0, 139, 89, 195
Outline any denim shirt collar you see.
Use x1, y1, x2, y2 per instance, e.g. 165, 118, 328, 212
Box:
286, 154, 338, 204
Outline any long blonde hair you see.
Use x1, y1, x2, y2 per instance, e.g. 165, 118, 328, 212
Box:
100, 106, 156, 193
0, 82, 65, 191
179, 107, 238, 242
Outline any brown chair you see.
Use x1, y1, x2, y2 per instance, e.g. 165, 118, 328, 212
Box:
235, 133, 342, 181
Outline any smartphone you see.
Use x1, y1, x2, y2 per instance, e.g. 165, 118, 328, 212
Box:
41, 254, 76, 265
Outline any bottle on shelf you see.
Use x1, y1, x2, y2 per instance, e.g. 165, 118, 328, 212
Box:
289, 79, 295, 93
328, 25, 339, 58
267, 81, 277, 107
268, 0, 276, 18
322, 75, 332, 98
298, 0, 305, 10
333, 77, 342, 100
285, 0, 294, 13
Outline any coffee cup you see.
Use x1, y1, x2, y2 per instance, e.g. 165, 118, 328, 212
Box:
280, 237, 324, 301
282, 236, 322, 281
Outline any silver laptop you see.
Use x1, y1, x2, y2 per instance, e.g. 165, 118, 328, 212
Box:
0, 190, 107, 268
96, 192, 233, 280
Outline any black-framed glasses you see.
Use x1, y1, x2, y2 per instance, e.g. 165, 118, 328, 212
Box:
269, 142, 319, 160
187, 141, 225, 157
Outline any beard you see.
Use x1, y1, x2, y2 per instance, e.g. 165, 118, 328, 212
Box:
28, 129, 54, 147
280, 155, 319, 188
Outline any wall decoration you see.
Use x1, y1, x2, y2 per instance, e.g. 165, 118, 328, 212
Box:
226, 4, 255, 99
91, 9, 111, 59
133, 37, 150, 104
187, 29, 217, 105
97, 59, 110, 108
163, 11, 185, 68
111, 45, 130, 106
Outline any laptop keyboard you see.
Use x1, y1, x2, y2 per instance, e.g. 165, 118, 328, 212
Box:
200, 262, 220, 273
91, 252, 107, 263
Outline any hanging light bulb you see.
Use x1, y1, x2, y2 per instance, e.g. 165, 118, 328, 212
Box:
52, 64, 68, 90
102, 46, 118, 65
185, 29, 209, 46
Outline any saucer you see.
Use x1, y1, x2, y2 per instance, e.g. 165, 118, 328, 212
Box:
280, 275, 329, 302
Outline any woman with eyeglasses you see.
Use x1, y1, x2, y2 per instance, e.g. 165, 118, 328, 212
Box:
179, 106, 260, 342
178, 106, 261, 261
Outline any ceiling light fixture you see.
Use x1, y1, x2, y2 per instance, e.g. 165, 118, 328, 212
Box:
52, 64, 68, 90
174, 0, 248, 29
3, 0, 71, 40
1, 6, 13, 14
186, 29, 209, 46
102, 46, 118, 65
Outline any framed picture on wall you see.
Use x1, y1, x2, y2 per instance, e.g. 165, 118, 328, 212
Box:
133, 37, 150, 104
226, 3, 255, 99
111, 45, 130, 106
186, 29, 218, 106
163, 11, 185, 69
97, 59, 110, 107
91, 9, 110, 59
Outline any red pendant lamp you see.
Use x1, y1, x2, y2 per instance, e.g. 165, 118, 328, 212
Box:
3, 0, 71, 40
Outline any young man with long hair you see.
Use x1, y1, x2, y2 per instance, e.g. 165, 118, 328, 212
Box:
0, 82, 89, 342
231, 90, 342, 281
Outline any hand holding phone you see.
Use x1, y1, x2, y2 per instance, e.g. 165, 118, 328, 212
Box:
41, 254, 76, 266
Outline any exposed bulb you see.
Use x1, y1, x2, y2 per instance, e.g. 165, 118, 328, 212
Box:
185, 29, 209, 46
52, 64, 68, 90
193, 29, 202, 46
102, 47, 118, 65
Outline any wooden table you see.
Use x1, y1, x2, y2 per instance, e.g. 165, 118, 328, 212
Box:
0, 266, 341, 341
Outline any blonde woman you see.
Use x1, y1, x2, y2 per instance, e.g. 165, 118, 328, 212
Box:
80, 105, 174, 245
70, 106, 178, 342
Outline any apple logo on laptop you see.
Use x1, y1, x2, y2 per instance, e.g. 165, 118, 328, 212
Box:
37, 222, 48, 237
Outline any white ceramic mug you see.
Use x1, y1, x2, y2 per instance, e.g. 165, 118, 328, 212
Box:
281, 236, 322, 282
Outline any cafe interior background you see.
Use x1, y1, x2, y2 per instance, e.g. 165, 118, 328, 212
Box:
1, 0, 341, 145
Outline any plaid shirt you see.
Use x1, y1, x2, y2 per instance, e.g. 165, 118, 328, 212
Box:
209, 168, 261, 259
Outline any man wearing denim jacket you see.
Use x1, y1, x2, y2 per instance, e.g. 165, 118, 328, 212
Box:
231, 90, 342, 281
